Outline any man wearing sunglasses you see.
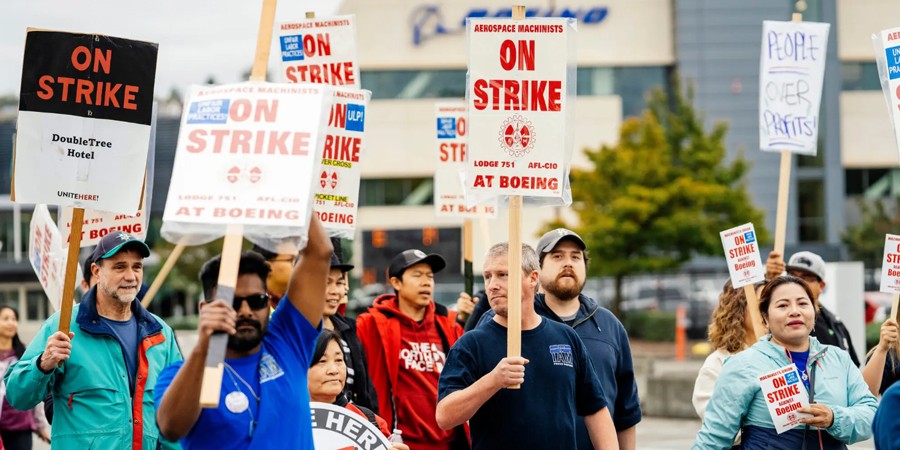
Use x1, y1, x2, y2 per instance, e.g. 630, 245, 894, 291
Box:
155, 217, 332, 449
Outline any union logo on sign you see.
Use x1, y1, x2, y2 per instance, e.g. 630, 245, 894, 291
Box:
226, 166, 262, 184
498, 114, 535, 158
319, 170, 339, 190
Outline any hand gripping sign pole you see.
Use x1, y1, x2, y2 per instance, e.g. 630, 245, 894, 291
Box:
199, 0, 278, 408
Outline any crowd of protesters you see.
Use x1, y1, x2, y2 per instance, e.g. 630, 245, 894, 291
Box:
2, 224, 900, 449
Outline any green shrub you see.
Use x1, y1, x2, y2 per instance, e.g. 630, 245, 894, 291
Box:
166, 315, 199, 331
622, 310, 677, 342
866, 321, 883, 351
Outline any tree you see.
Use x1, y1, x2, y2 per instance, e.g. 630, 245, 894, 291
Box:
842, 198, 900, 268
547, 75, 768, 315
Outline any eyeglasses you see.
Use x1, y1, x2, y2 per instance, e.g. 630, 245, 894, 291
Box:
232, 294, 270, 310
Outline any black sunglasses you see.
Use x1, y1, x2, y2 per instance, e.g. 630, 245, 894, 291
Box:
232, 294, 270, 310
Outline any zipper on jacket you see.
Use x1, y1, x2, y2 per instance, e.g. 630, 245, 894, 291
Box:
572, 305, 599, 329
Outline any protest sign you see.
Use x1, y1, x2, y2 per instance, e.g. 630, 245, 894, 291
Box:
160, 82, 332, 249
880, 234, 900, 294
28, 205, 81, 311
313, 88, 370, 239
310, 402, 393, 450
873, 27, 900, 160
720, 223, 765, 288
758, 364, 812, 434
434, 102, 498, 218
278, 15, 360, 89
465, 16, 575, 204
759, 20, 830, 156
14, 29, 156, 215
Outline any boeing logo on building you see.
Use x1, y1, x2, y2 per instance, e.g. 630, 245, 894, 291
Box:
409, 4, 609, 46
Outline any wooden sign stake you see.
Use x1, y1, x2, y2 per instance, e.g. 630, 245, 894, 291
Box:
200, 0, 277, 408
891, 293, 899, 322
743, 284, 766, 340
57, 208, 84, 334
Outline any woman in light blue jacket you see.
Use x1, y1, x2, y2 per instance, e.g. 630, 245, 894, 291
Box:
693, 276, 877, 450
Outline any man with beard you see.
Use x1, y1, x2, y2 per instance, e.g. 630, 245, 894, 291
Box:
154, 216, 332, 449
534, 229, 641, 450
356, 249, 467, 450
436, 242, 619, 450
4, 231, 182, 449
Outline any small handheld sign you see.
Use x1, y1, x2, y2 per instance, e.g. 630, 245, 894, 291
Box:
758, 364, 812, 434
277, 15, 360, 89
720, 223, 767, 339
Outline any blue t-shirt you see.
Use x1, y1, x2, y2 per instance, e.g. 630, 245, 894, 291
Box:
155, 297, 321, 450
438, 318, 607, 450
101, 316, 139, 391
789, 350, 810, 392
873, 382, 900, 450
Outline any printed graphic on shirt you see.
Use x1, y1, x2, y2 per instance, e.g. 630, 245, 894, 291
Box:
399, 342, 446, 373
340, 337, 356, 384
259, 352, 285, 383
549, 344, 574, 367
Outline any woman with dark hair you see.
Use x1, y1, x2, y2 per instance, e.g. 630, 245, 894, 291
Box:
861, 318, 899, 396
0, 306, 49, 449
308, 330, 408, 450
693, 276, 877, 450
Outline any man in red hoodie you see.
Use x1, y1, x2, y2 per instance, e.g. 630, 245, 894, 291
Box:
356, 249, 467, 450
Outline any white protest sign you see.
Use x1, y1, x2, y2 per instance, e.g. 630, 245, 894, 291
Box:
873, 27, 900, 159
278, 15, 360, 89
310, 402, 392, 450
59, 202, 146, 246
434, 102, 497, 218
29, 204, 83, 311
312, 88, 370, 239
466, 18, 575, 203
758, 364, 812, 434
160, 82, 331, 247
880, 234, 900, 294
14, 30, 156, 214
720, 223, 765, 288
759, 21, 829, 156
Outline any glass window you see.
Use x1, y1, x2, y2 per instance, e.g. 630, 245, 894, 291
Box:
845, 168, 891, 196
359, 178, 434, 206
841, 62, 881, 91
797, 179, 825, 243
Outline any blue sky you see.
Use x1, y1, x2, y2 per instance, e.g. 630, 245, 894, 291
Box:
0, 0, 342, 98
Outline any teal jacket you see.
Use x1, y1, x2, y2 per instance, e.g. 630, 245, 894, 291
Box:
3, 289, 182, 449
693, 335, 877, 449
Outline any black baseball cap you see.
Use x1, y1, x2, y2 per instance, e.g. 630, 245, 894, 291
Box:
536, 228, 586, 255
90, 231, 150, 262
388, 249, 446, 279
330, 252, 353, 273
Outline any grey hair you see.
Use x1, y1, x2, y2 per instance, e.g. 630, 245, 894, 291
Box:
485, 242, 539, 273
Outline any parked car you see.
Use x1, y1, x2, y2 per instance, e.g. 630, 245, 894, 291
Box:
622, 284, 712, 339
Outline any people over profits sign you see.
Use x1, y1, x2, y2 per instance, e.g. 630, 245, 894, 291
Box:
434, 102, 497, 218
759, 21, 829, 156
719, 223, 765, 288
14, 30, 156, 214
313, 88, 370, 239
161, 82, 331, 239
465, 18, 574, 201
278, 15, 360, 89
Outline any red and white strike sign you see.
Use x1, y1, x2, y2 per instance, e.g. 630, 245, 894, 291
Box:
434, 102, 497, 218
719, 223, 765, 288
278, 15, 360, 89
880, 234, 900, 294
465, 18, 575, 203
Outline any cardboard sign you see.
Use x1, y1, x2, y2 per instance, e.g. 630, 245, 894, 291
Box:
14, 30, 156, 214
873, 27, 900, 159
28, 204, 82, 311
465, 18, 575, 202
759, 21, 830, 156
720, 223, 765, 288
758, 364, 812, 434
310, 402, 392, 450
434, 102, 497, 218
312, 88, 370, 239
278, 15, 360, 89
161, 82, 331, 242
881, 234, 900, 294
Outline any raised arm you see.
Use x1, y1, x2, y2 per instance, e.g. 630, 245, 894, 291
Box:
435, 356, 527, 429
286, 215, 333, 327
861, 319, 897, 395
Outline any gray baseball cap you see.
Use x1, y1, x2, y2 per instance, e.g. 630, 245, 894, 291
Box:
786, 251, 826, 281
536, 228, 586, 255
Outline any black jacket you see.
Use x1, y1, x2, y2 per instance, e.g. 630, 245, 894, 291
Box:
811, 305, 860, 367
331, 313, 379, 410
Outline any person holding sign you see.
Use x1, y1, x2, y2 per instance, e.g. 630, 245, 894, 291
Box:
154, 216, 331, 450
356, 249, 467, 450
766, 251, 861, 367
861, 319, 900, 396
3, 231, 182, 450
693, 276, 876, 449
436, 242, 618, 450
308, 329, 408, 449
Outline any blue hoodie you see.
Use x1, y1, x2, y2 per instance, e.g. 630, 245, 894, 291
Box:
693, 336, 877, 450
